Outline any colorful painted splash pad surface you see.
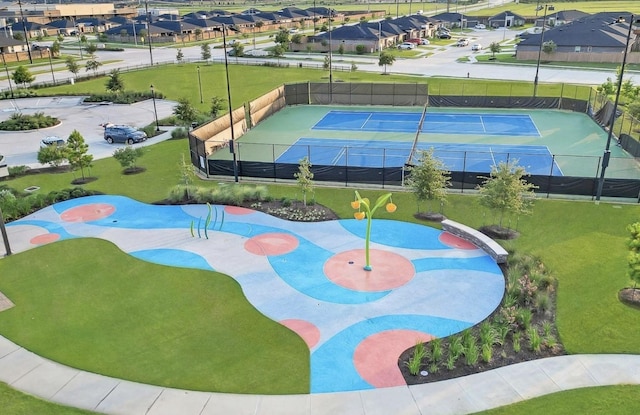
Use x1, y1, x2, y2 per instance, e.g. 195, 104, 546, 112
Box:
8, 196, 505, 393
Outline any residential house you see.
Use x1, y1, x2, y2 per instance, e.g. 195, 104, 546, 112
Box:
516, 12, 640, 64
487, 11, 525, 29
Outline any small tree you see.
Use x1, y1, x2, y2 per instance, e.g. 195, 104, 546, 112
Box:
231, 42, 244, 59
85, 60, 102, 74
11, 66, 34, 87
173, 98, 199, 127
65, 56, 80, 78
489, 42, 501, 59
406, 148, 451, 214
542, 40, 557, 56
50, 40, 60, 56
477, 160, 537, 229
323, 55, 330, 70
294, 157, 314, 206
626, 222, 640, 298
338, 43, 345, 56
194, 28, 203, 40
274, 29, 290, 46
272, 44, 286, 63
113, 146, 145, 172
378, 51, 395, 74
291, 34, 303, 44
210, 96, 226, 118
201, 43, 211, 62
176, 48, 184, 63
85, 42, 98, 57
37, 145, 67, 168
65, 130, 93, 182
106, 69, 125, 94
255, 21, 264, 33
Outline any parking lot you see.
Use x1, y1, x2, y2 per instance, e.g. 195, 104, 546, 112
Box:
0, 97, 176, 168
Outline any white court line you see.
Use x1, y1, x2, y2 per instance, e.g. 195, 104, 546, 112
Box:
331, 147, 346, 166
361, 113, 373, 130
479, 115, 487, 134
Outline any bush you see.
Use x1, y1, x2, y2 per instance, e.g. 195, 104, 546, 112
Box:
355, 44, 366, 55
171, 127, 188, 139
8, 165, 30, 177
0, 112, 59, 131
84, 91, 163, 104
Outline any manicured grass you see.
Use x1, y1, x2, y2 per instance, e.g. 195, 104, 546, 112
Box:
479, 385, 640, 414
0, 382, 97, 415
0, 238, 309, 394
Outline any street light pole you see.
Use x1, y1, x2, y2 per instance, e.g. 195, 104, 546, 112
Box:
595, 14, 635, 201
378, 20, 382, 59
17, 0, 32, 64
222, 23, 238, 183
150, 84, 159, 132
533, 4, 553, 97
197, 65, 203, 104
145, 1, 154, 66
1, 53, 15, 99
46, 48, 56, 85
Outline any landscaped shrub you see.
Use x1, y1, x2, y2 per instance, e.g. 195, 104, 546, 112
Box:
0, 186, 99, 221
8, 165, 30, 177
0, 112, 59, 131
171, 127, 188, 139
84, 91, 163, 104
355, 44, 366, 55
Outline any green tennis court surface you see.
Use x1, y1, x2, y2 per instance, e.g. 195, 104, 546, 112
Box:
218, 106, 638, 179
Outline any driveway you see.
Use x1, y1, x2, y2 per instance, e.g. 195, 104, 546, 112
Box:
0, 97, 176, 168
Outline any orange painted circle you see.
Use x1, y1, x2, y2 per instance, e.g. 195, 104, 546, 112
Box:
354, 330, 434, 388
324, 249, 415, 292
225, 206, 254, 215
280, 319, 321, 349
439, 232, 478, 249
60, 203, 115, 222
30, 233, 60, 245
244, 233, 299, 256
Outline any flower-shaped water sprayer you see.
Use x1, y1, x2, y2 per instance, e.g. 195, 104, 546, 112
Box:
351, 191, 396, 271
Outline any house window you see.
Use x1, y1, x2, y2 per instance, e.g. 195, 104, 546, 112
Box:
574, 46, 581, 52
587, 46, 592, 52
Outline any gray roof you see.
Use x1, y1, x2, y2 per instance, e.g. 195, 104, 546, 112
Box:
313, 22, 380, 41
519, 11, 636, 49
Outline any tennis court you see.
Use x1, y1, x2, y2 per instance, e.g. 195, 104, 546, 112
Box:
212, 105, 638, 180
278, 138, 561, 176
312, 110, 540, 137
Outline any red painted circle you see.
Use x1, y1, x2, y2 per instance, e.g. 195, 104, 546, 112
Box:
60, 203, 115, 222
225, 206, 254, 215
30, 233, 60, 245
354, 330, 434, 388
280, 319, 321, 349
324, 249, 414, 292
439, 232, 478, 249
245, 233, 299, 256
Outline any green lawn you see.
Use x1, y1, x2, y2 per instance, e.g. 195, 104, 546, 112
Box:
0, 64, 639, 411
0, 238, 309, 394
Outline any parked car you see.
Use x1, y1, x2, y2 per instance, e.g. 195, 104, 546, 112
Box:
40, 136, 66, 149
457, 38, 470, 47
419, 38, 430, 45
471, 44, 482, 51
397, 42, 416, 50
406, 38, 422, 45
103, 125, 147, 144
474, 24, 486, 30
438, 33, 452, 39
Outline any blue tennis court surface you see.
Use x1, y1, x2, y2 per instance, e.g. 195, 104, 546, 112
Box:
312, 110, 540, 137
277, 138, 563, 176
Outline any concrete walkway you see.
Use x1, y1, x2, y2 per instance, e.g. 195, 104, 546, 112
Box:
1, 336, 639, 414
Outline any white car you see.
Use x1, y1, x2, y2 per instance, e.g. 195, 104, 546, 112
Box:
40, 136, 66, 149
420, 38, 430, 45
397, 42, 416, 50
471, 44, 482, 51
456, 38, 469, 47
475, 24, 486, 30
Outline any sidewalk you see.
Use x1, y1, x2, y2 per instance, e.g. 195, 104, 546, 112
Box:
1, 334, 639, 414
